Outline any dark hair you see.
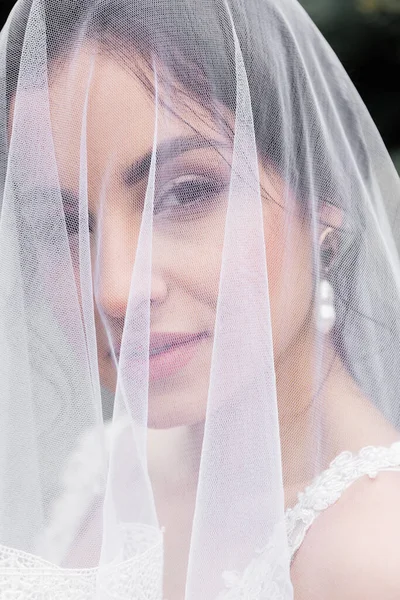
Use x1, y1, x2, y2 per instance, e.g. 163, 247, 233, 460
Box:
6, 0, 372, 199
4, 0, 400, 419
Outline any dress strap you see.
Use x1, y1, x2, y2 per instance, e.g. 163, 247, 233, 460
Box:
285, 441, 400, 561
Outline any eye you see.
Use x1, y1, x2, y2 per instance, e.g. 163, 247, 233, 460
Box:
64, 208, 80, 236
154, 175, 227, 216
19, 187, 65, 244
63, 203, 95, 237
18, 187, 95, 251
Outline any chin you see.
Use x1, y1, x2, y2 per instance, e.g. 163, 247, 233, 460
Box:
147, 394, 207, 430
99, 355, 210, 428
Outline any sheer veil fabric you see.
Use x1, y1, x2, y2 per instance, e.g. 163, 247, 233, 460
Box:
1, 0, 400, 598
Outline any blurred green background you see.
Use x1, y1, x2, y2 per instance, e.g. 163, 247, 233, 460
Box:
299, 0, 400, 172
1, 0, 400, 171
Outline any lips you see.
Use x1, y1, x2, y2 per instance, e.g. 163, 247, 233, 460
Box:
112, 331, 210, 381
148, 332, 208, 356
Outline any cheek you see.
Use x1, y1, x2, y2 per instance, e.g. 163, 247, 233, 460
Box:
156, 213, 226, 308
264, 213, 314, 358
182, 240, 223, 306
74, 248, 118, 392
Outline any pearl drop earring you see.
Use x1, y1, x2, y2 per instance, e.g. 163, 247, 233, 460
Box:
317, 278, 336, 334
317, 228, 336, 334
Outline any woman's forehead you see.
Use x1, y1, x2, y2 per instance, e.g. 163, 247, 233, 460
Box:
47, 46, 230, 187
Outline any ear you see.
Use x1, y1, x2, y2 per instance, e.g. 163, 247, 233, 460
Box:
318, 201, 343, 237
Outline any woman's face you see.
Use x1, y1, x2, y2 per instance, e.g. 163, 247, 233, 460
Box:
45, 47, 314, 428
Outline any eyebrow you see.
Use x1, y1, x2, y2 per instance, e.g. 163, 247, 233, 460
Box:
121, 134, 230, 187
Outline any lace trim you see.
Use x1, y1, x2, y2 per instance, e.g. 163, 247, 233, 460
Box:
0, 524, 164, 599
285, 440, 400, 560
216, 523, 293, 600
5, 429, 400, 599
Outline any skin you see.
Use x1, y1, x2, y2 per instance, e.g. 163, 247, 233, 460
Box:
9, 44, 400, 599
45, 46, 317, 433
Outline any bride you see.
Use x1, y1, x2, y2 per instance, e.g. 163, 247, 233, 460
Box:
1, 0, 400, 598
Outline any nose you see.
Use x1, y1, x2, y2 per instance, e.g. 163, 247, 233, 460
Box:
95, 216, 168, 319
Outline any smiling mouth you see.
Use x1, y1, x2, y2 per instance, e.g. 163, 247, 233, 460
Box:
148, 332, 209, 356
110, 331, 211, 381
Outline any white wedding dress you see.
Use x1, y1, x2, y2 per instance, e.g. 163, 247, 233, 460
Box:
1, 423, 399, 600
3, 0, 400, 597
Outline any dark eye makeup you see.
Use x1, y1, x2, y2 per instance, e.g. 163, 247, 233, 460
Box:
21, 138, 232, 242
153, 173, 229, 217
62, 191, 95, 237
60, 170, 228, 237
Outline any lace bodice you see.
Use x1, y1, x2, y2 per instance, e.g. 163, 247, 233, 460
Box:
217, 440, 400, 598
1, 437, 400, 599
285, 441, 400, 561
0, 527, 164, 600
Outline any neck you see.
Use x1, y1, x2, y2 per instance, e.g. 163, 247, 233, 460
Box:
148, 423, 203, 498
148, 327, 374, 506
275, 324, 349, 495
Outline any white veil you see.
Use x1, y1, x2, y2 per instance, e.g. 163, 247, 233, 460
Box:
1, 0, 400, 598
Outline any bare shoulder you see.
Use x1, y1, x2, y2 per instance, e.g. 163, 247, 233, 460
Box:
291, 471, 400, 600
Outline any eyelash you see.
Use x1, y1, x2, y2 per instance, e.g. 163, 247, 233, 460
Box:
63, 174, 226, 236
154, 175, 227, 216
64, 209, 95, 237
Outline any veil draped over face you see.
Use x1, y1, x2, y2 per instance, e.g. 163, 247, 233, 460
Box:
1, 0, 400, 598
